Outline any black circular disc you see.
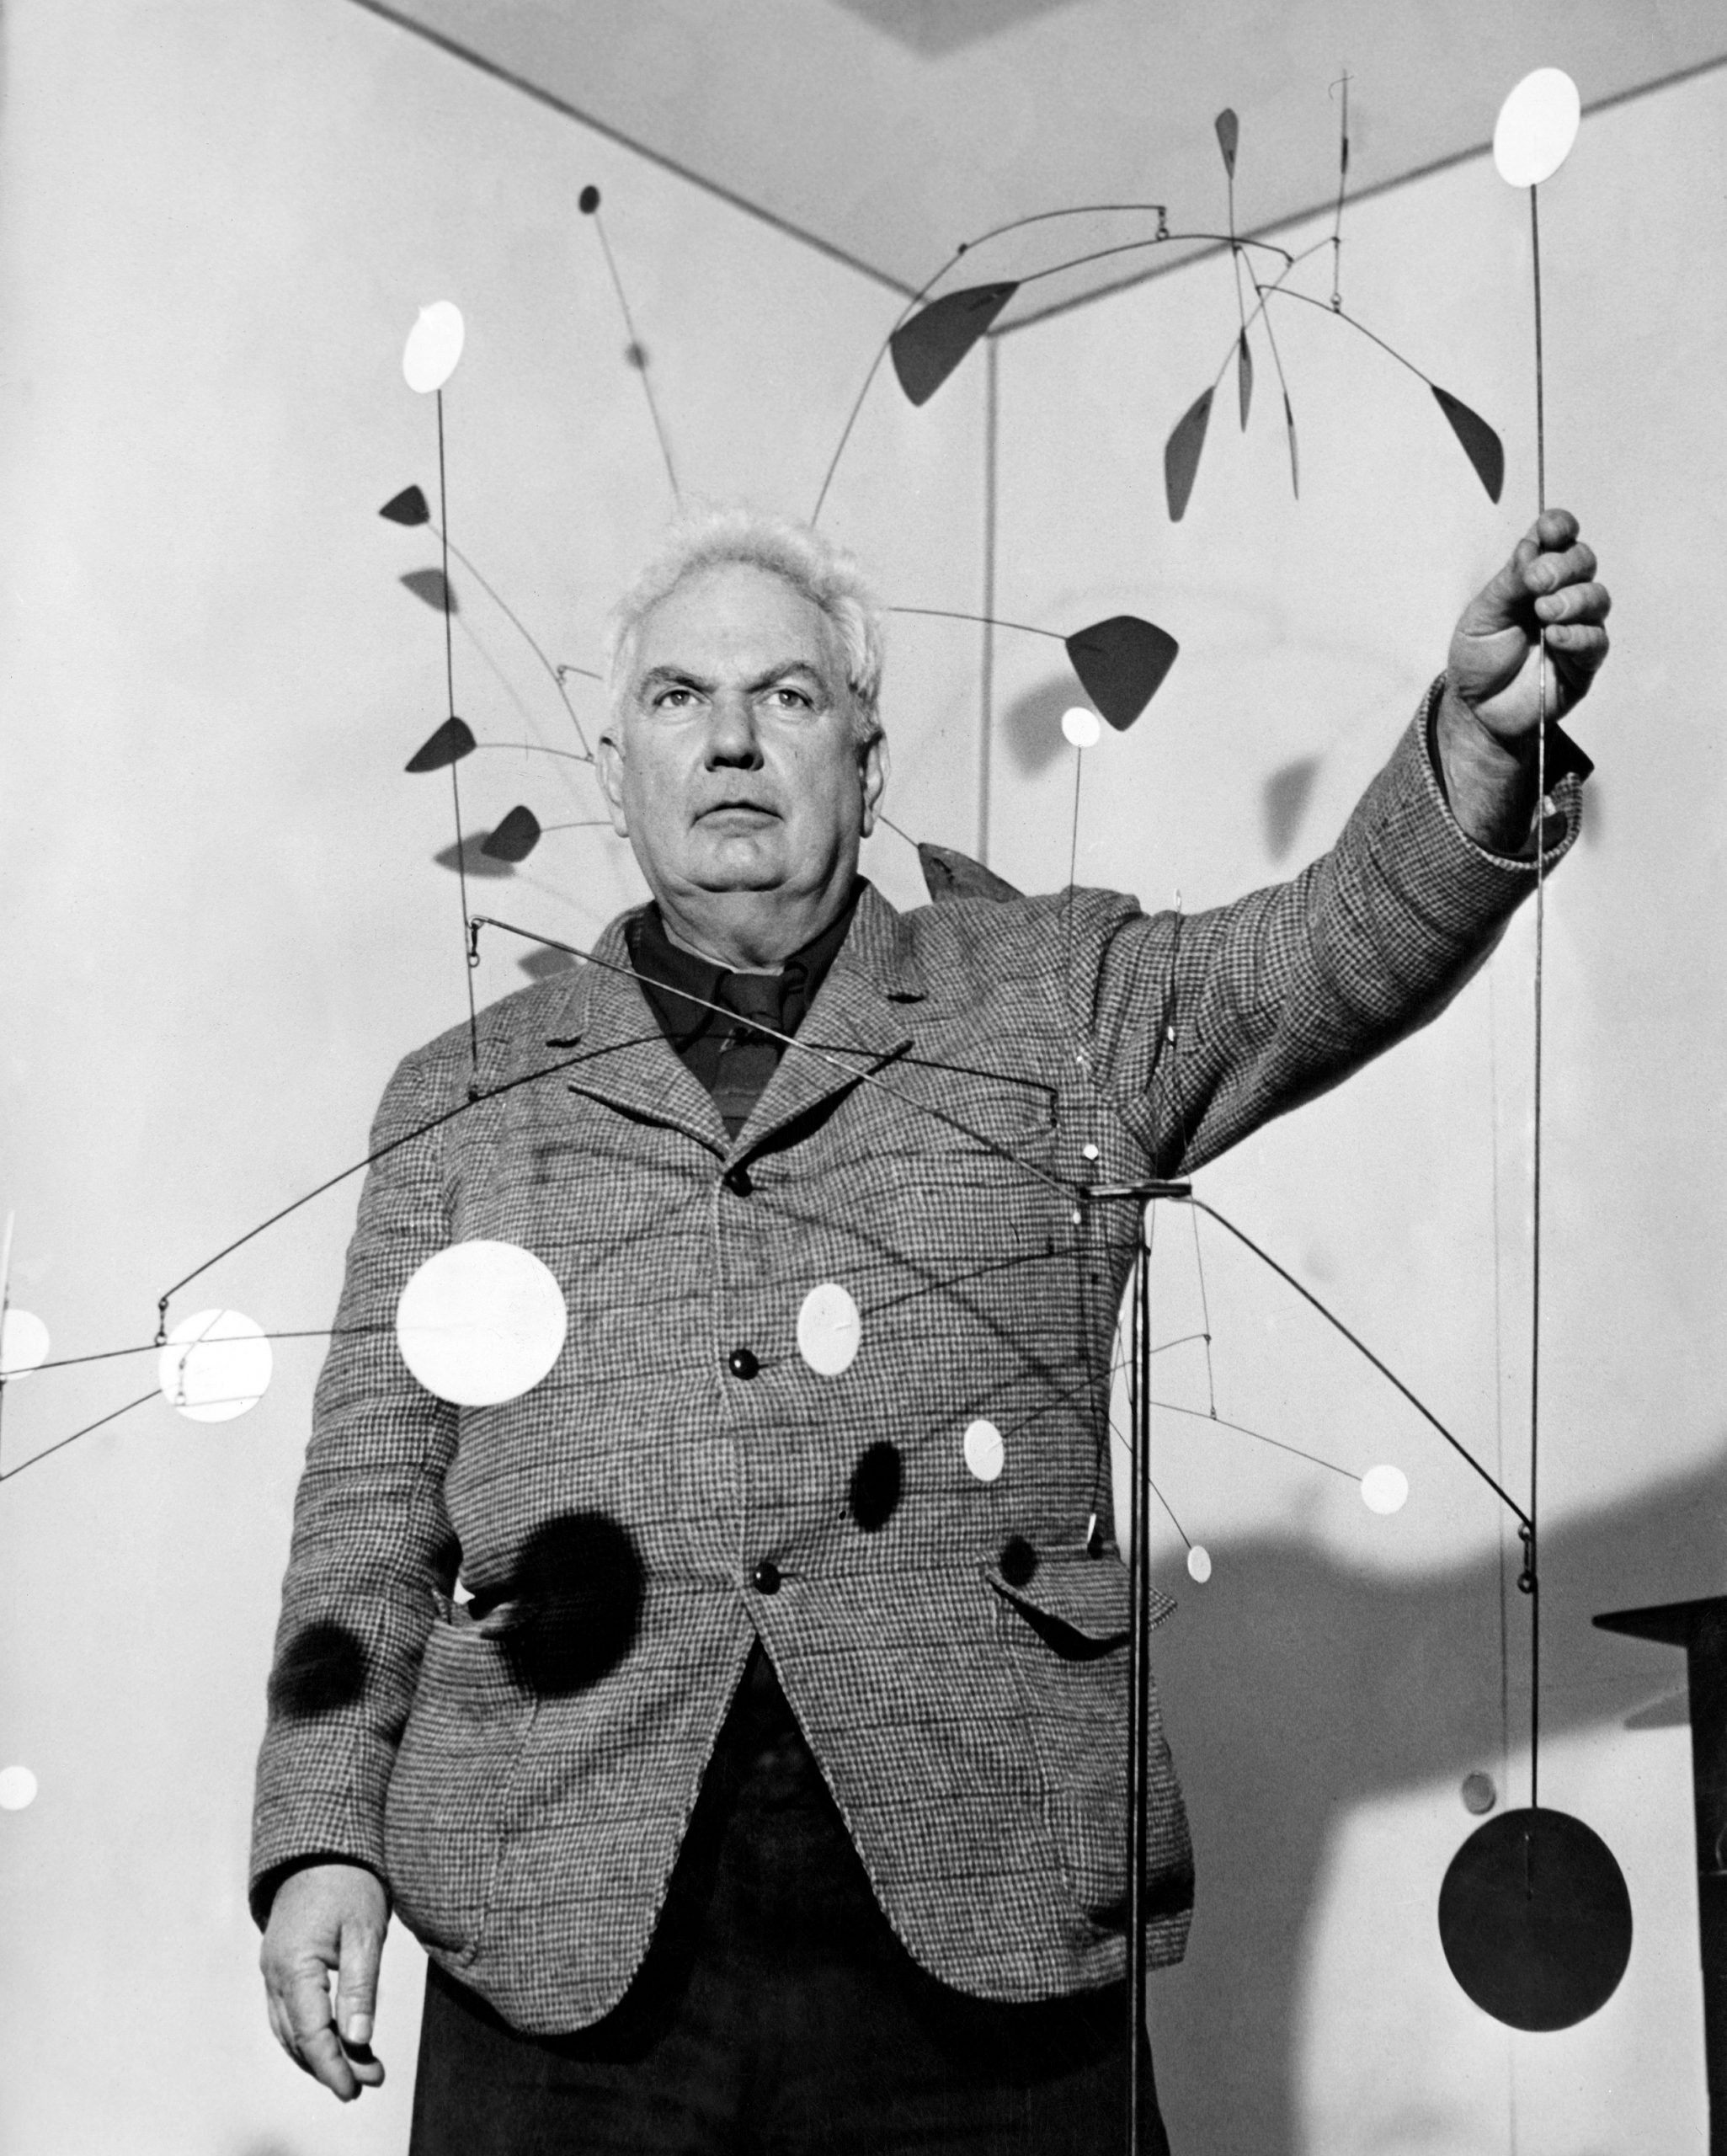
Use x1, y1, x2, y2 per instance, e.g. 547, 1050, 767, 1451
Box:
1438, 1807, 1632, 2031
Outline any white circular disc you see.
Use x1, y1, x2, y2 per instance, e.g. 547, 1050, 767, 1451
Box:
402, 301, 466, 393
796, 1281, 861, 1379
1493, 69, 1581, 188
1362, 1464, 1410, 1516
397, 1241, 568, 1406
962, 1417, 1005, 1483
0, 1308, 50, 1379
0, 1765, 37, 1812
157, 1309, 272, 1423
1061, 706, 1102, 750
1186, 1544, 1213, 1583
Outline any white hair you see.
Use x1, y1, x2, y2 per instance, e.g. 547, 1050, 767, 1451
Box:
603, 505, 885, 748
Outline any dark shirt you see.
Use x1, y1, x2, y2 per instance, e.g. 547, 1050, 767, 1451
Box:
626, 884, 862, 1139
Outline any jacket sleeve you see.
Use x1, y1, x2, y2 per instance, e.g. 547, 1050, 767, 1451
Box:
1091, 682, 1586, 1174
248, 1043, 461, 1924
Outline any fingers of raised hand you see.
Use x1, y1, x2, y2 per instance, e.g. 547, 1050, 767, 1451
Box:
1535, 574, 1609, 627
1526, 537, 1599, 598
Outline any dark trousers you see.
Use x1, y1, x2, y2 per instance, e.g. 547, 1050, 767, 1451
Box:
410, 1652, 1171, 2155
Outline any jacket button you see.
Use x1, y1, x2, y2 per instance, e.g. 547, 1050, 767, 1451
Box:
752, 1560, 781, 1595
722, 1164, 753, 1196
728, 1346, 760, 1380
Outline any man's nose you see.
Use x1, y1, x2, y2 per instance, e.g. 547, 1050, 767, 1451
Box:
705, 690, 764, 768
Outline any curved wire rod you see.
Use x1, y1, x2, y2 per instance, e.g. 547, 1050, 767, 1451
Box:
888, 604, 1065, 643
1108, 1412, 1192, 1549
587, 206, 680, 504
472, 915, 1086, 1203
23, 1323, 394, 1379
434, 530, 596, 759
476, 742, 594, 767
0, 1388, 157, 1485
1189, 1197, 1530, 1527
812, 214, 1297, 525
155, 1039, 661, 1315
811, 252, 971, 524
1264, 285, 1432, 387
1140, 1395, 1359, 1482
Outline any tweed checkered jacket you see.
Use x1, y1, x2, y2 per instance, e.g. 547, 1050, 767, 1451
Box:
252, 692, 1580, 2033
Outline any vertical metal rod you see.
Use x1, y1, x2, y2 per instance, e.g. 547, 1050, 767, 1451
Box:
978, 334, 998, 866
436, 387, 482, 1089
1525, 179, 1548, 1818
1126, 1207, 1154, 2153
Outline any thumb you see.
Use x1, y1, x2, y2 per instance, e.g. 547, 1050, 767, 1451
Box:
333, 1913, 382, 2049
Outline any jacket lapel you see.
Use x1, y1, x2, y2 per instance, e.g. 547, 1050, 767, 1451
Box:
731, 883, 925, 1158
545, 915, 730, 1155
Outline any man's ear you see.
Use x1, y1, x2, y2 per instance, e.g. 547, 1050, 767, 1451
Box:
859, 732, 889, 838
596, 729, 631, 836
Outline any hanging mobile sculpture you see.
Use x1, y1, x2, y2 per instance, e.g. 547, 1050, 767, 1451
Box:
0, 83, 1638, 2102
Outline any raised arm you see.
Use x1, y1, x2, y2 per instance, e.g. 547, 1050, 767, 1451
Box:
1092, 512, 1610, 1171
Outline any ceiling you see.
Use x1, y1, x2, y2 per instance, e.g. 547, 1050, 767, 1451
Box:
351, 0, 1725, 330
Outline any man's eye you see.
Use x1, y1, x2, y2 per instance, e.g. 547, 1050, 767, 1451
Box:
765, 686, 813, 709
653, 687, 696, 709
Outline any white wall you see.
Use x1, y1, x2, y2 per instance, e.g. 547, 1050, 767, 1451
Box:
988, 63, 1727, 2156
0, 4, 984, 2150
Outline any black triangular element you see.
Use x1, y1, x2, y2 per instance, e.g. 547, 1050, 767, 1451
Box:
1164, 387, 1213, 522
917, 842, 1023, 906
1283, 392, 1299, 500
379, 484, 430, 526
401, 567, 456, 612
1431, 386, 1505, 503
1215, 109, 1239, 177
1064, 616, 1180, 731
482, 804, 542, 862
1237, 332, 1254, 430
889, 284, 1018, 408
405, 716, 477, 773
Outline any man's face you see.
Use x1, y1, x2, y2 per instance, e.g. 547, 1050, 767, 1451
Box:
599, 562, 886, 926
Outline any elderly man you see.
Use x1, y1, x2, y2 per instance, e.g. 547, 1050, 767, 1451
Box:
253, 505, 1608, 2153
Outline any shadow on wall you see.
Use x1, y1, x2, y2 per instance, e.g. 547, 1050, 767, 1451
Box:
1001, 672, 1079, 780
1148, 1448, 1727, 2156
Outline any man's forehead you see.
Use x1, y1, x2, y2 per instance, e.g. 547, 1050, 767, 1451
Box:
632, 561, 842, 675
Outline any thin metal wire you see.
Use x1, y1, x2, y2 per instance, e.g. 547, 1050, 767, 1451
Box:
1527, 179, 1548, 1816
470, 915, 1087, 1203
436, 389, 481, 1091
0, 1389, 157, 1484
888, 604, 1064, 643
590, 210, 680, 504
1189, 1197, 1531, 1526
434, 528, 594, 759
1329, 70, 1351, 309
1187, 1202, 1218, 1417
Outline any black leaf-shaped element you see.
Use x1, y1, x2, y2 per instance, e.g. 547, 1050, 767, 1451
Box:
401, 567, 456, 612
269, 1621, 367, 1720
406, 716, 477, 772
1237, 332, 1254, 430
498, 1513, 644, 1698
889, 283, 1018, 408
848, 1442, 903, 1533
1283, 392, 1299, 500
482, 805, 542, 862
1215, 109, 1239, 177
1164, 386, 1214, 521
379, 484, 430, 526
917, 842, 1023, 906
1064, 616, 1180, 731
578, 184, 601, 214
1431, 387, 1505, 503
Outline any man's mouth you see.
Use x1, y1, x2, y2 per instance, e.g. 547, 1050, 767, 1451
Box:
698, 800, 778, 823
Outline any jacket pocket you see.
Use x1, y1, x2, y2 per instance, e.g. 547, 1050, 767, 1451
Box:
383, 1620, 532, 1959
984, 1550, 1176, 1928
